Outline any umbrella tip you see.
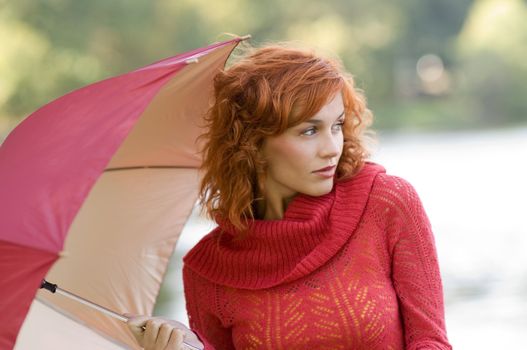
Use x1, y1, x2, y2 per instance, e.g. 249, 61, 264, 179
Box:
185, 58, 199, 64
240, 34, 251, 41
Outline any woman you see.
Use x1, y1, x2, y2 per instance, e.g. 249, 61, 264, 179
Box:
127, 43, 452, 350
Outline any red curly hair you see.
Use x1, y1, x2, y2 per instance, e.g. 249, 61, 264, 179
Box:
198, 42, 373, 234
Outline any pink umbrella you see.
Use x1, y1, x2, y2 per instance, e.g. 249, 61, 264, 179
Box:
0, 35, 248, 349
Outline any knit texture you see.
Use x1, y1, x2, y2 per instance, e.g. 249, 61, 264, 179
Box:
183, 162, 452, 349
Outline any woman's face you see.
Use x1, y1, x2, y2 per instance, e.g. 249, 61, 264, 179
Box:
260, 92, 345, 201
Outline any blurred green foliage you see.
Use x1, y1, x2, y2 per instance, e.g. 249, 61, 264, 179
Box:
1, 0, 526, 138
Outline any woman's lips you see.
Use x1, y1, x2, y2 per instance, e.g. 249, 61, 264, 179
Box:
313, 165, 336, 173
313, 165, 336, 178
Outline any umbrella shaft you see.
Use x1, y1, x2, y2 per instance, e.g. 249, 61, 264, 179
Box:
54, 287, 201, 350
55, 287, 128, 323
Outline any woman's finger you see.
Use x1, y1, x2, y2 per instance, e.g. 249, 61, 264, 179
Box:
153, 322, 173, 350
144, 318, 163, 349
167, 328, 184, 349
125, 315, 150, 346
126, 315, 149, 330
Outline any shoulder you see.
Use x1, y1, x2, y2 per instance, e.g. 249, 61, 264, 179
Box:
183, 226, 221, 266
183, 236, 220, 293
369, 171, 423, 210
362, 170, 435, 256
367, 171, 432, 244
349, 166, 430, 232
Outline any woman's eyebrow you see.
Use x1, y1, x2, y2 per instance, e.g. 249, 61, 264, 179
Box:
304, 111, 345, 125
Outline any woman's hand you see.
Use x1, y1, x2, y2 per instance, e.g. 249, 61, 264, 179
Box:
125, 314, 204, 350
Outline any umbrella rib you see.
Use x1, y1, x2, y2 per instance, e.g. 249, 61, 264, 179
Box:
55, 287, 129, 323
104, 165, 197, 172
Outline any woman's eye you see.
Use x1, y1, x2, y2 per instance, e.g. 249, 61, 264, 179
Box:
302, 127, 316, 136
332, 122, 344, 132
302, 122, 344, 136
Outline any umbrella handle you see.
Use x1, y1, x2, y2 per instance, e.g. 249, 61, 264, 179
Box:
40, 280, 202, 350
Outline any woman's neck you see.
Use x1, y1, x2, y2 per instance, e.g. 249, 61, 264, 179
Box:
254, 193, 297, 220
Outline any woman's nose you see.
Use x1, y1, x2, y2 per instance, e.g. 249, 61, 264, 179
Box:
319, 133, 341, 158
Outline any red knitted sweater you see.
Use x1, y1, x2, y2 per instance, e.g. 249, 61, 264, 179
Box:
183, 162, 451, 349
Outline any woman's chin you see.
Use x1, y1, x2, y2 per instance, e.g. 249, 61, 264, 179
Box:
303, 182, 334, 197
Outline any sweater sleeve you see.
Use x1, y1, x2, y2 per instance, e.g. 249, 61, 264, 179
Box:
183, 266, 235, 350
386, 176, 452, 350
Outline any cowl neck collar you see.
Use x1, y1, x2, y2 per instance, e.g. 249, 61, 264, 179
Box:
184, 162, 385, 290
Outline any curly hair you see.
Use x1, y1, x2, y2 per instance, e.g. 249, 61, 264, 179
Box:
197, 42, 374, 235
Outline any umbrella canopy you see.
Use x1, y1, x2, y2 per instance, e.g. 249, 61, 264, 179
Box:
0, 36, 246, 349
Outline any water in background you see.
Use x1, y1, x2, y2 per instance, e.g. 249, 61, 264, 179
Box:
157, 126, 527, 349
